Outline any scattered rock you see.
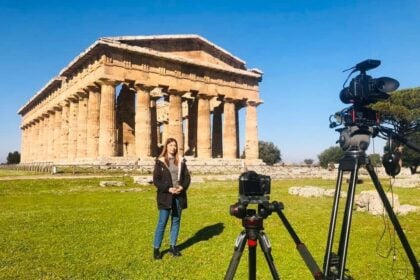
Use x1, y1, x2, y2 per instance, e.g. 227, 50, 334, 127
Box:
392, 177, 420, 188
120, 188, 145, 193
132, 176, 153, 185
99, 181, 125, 187
354, 191, 418, 215
288, 186, 325, 197
397, 205, 418, 215
324, 189, 347, 198
355, 191, 400, 215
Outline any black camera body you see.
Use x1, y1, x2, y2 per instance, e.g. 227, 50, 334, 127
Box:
230, 171, 273, 220
238, 171, 271, 204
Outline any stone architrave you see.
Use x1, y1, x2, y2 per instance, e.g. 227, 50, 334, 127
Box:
99, 80, 117, 157
197, 94, 211, 158
135, 84, 152, 158
86, 86, 101, 159
168, 90, 184, 155
245, 100, 259, 160
223, 98, 237, 159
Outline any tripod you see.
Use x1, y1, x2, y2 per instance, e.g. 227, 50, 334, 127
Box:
225, 201, 323, 280
323, 150, 420, 280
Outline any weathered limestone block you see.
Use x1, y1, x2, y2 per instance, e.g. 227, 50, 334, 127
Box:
323, 189, 347, 198
132, 176, 153, 185
288, 186, 325, 197
99, 181, 126, 187
355, 191, 400, 215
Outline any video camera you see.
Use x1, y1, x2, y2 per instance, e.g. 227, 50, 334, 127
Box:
330, 59, 399, 129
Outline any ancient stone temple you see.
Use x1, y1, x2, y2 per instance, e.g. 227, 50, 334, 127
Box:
18, 35, 263, 165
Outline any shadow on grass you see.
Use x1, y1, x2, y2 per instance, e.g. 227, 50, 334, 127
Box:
162, 223, 225, 256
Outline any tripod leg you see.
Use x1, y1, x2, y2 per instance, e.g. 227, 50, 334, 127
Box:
273, 204, 322, 279
258, 232, 280, 280
366, 163, 420, 279
249, 238, 257, 280
336, 164, 359, 280
323, 167, 345, 277
225, 231, 247, 280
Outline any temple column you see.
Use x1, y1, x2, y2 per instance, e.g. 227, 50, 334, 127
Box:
168, 90, 184, 155
186, 99, 198, 156
161, 122, 168, 147
134, 84, 152, 158
27, 124, 33, 162
245, 101, 260, 160
60, 101, 70, 160
36, 116, 44, 161
53, 106, 62, 161
67, 96, 79, 160
116, 84, 136, 157
32, 119, 40, 161
20, 126, 26, 163
46, 111, 55, 161
86, 85, 100, 159
150, 97, 159, 157
99, 80, 118, 157
212, 102, 223, 158
183, 101, 189, 155
197, 94, 211, 158
223, 98, 237, 159
76, 92, 88, 158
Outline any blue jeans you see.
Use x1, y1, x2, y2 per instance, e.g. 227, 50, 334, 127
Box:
153, 198, 182, 249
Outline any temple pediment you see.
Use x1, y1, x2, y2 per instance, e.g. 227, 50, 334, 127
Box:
103, 35, 247, 71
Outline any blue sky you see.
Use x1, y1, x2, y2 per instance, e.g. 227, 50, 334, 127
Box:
0, 0, 419, 163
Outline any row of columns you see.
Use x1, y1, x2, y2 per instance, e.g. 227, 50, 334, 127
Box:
20, 80, 260, 163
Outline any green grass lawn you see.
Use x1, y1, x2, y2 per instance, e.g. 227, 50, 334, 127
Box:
0, 176, 418, 279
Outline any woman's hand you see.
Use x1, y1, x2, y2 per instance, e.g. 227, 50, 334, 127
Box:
169, 186, 183, 194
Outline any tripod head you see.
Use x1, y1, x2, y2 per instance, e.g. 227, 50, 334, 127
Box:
230, 200, 284, 231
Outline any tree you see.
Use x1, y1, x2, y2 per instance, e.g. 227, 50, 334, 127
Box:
304, 158, 314, 165
401, 131, 420, 173
258, 141, 281, 165
7, 151, 20, 164
318, 146, 344, 168
370, 88, 420, 173
370, 88, 419, 134
369, 153, 382, 167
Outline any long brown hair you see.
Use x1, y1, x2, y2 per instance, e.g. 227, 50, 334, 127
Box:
160, 138, 179, 166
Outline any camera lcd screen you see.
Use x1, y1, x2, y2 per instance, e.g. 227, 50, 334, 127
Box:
243, 180, 263, 195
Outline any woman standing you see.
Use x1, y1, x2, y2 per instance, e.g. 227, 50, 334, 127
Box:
152, 137, 191, 259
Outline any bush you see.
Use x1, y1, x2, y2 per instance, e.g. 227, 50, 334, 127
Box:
6, 151, 20, 164
258, 141, 281, 165
318, 146, 343, 168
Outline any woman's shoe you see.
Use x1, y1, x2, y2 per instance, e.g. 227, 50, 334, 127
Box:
153, 248, 162, 260
169, 245, 181, 257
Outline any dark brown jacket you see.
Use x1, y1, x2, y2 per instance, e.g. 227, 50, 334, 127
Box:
153, 157, 191, 210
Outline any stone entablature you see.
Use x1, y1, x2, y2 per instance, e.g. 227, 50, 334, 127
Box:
18, 35, 263, 164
